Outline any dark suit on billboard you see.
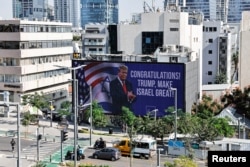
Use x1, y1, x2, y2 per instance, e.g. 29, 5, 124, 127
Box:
110, 78, 135, 115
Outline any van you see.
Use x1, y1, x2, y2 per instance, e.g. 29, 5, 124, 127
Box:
113, 137, 157, 159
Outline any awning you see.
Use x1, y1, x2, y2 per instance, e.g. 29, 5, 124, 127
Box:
21, 104, 43, 116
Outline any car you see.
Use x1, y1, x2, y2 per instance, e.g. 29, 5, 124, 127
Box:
92, 147, 121, 161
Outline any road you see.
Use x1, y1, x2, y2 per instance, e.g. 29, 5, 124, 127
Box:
0, 136, 34, 155
78, 147, 207, 167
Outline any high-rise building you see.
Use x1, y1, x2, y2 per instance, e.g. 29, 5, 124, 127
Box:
239, 11, 250, 89
54, 0, 81, 28
80, 0, 118, 28
12, 0, 49, 20
165, 0, 250, 23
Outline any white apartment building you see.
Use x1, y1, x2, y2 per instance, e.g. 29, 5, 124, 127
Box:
116, 6, 203, 100
0, 20, 72, 109
203, 21, 233, 85
82, 24, 109, 57
239, 11, 250, 89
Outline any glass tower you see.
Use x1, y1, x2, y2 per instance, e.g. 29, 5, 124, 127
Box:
54, 0, 81, 28
80, 0, 118, 28
165, 0, 250, 23
12, 0, 48, 19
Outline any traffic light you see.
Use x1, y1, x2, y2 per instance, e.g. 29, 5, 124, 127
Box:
37, 134, 42, 140
61, 130, 68, 142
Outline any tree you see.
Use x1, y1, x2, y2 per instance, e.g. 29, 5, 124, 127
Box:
21, 92, 49, 125
189, 93, 234, 141
84, 101, 107, 128
221, 86, 250, 119
214, 72, 227, 84
57, 101, 71, 117
21, 92, 48, 109
192, 93, 223, 118
120, 106, 137, 167
21, 112, 36, 138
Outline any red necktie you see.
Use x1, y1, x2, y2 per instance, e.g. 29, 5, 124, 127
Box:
122, 81, 127, 94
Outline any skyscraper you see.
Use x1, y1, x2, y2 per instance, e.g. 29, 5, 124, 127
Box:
165, 0, 250, 23
12, 0, 48, 20
54, 0, 81, 28
80, 0, 118, 28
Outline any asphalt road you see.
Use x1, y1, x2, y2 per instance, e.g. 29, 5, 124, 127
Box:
0, 136, 35, 155
78, 147, 207, 167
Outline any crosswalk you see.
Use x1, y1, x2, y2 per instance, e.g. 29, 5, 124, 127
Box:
21, 141, 60, 161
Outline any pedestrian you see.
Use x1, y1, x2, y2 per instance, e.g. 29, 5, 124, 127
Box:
10, 138, 16, 152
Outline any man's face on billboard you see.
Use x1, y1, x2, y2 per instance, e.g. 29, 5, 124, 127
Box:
118, 69, 128, 81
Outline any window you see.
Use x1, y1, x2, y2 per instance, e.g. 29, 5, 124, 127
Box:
208, 50, 212, 54
208, 71, 212, 75
170, 28, 179, 31
208, 61, 212, 65
170, 19, 179, 23
208, 39, 213, 43
145, 37, 151, 44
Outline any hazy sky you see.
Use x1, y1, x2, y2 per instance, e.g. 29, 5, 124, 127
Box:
0, 0, 164, 21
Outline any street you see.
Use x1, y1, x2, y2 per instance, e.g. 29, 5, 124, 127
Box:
77, 147, 207, 167
0, 136, 34, 155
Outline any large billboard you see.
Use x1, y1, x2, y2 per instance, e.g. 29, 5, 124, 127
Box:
73, 60, 185, 117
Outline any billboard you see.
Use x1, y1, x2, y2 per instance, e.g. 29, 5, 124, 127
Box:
73, 60, 185, 117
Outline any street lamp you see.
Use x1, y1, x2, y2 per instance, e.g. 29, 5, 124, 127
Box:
0, 100, 21, 167
243, 114, 246, 139
149, 109, 158, 121
238, 117, 242, 139
55, 64, 86, 167
170, 87, 177, 141
49, 100, 54, 127
78, 86, 92, 146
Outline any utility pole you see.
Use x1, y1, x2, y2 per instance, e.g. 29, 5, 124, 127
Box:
0, 92, 21, 167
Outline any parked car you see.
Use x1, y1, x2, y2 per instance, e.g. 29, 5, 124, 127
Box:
92, 147, 121, 161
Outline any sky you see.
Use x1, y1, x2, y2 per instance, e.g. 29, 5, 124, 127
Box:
0, 0, 164, 22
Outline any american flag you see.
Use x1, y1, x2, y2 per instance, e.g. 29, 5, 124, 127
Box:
74, 61, 123, 113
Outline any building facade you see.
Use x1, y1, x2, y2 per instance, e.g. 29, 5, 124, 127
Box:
12, 0, 49, 20
81, 24, 109, 57
0, 20, 72, 109
203, 20, 238, 85
80, 0, 118, 28
168, 0, 250, 23
239, 11, 250, 89
54, 0, 81, 28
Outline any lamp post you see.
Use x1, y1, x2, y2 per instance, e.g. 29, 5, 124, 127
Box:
170, 87, 177, 141
49, 100, 53, 127
55, 64, 86, 167
72, 65, 86, 167
0, 100, 21, 167
54, 64, 86, 167
243, 114, 246, 139
238, 117, 242, 139
150, 109, 158, 121
89, 86, 93, 146
78, 86, 92, 146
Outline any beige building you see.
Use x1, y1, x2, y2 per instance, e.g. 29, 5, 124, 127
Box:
239, 11, 250, 89
0, 20, 72, 110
